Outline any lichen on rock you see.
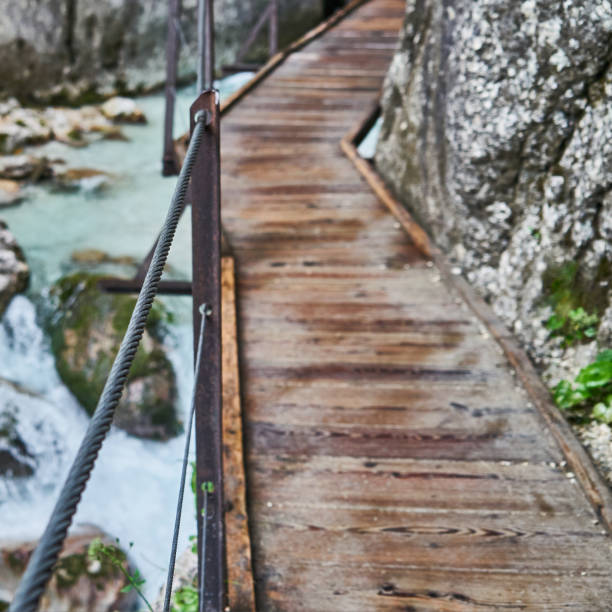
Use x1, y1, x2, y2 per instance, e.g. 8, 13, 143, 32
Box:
375, 0, 612, 375
47, 272, 180, 440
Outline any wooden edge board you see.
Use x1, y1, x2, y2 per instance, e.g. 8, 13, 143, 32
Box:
340, 102, 433, 259
222, 256, 256, 612
219, 0, 372, 116
341, 102, 612, 533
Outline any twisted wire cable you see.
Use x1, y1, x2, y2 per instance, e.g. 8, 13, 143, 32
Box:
162, 303, 209, 612
9, 112, 207, 612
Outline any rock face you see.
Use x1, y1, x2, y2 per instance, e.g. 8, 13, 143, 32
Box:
0, 222, 29, 318
0, 526, 138, 612
376, 0, 612, 380
0, 0, 325, 104
48, 272, 180, 440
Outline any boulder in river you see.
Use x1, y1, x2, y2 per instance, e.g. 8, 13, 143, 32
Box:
0, 180, 23, 208
70, 249, 137, 267
0, 155, 54, 182
0, 525, 138, 612
48, 272, 180, 440
0, 221, 29, 318
53, 168, 113, 193
0, 107, 53, 153
100, 97, 147, 124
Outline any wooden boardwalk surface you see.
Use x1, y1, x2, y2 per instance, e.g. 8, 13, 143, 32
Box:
220, 1, 612, 609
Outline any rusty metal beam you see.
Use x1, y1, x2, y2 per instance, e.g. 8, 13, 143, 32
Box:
190, 90, 224, 612
97, 278, 192, 295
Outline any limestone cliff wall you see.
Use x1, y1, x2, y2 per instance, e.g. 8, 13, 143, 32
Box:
0, 0, 324, 103
376, 0, 612, 382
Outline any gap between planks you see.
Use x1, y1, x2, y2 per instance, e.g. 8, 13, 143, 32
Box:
222, 255, 256, 612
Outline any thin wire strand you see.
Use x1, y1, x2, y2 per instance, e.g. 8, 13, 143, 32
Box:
198, 485, 210, 612
162, 304, 209, 612
8, 113, 208, 612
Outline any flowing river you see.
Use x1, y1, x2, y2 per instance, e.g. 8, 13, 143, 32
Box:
0, 73, 252, 600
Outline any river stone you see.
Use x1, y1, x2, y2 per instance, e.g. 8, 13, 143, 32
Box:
375, 0, 612, 381
0, 401, 35, 478
0, 0, 325, 103
0, 222, 29, 318
100, 97, 146, 124
0, 155, 54, 181
53, 168, 113, 193
0, 525, 138, 612
48, 272, 180, 440
0, 180, 23, 208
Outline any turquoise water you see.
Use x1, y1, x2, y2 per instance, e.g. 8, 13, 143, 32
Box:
0, 73, 252, 601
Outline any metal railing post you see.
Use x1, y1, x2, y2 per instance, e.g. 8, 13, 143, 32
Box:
162, 0, 181, 176
269, 0, 279, 57
198, 0, 215, 92
190, 90, 224, 612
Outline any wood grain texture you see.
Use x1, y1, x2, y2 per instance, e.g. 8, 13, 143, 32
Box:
222, 256, 256, 612
218, 0, 612, 609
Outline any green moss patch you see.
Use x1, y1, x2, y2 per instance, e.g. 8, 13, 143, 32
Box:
47, 272, 180, 439
543, 259, 608, 346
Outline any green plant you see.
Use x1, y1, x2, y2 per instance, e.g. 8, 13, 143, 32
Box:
553, 350, 612, 423
172, 584, 199, 612
88, 538, 153, 612
546, 306, 598, 346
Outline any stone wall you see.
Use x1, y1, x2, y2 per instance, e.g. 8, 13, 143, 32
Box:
375, 0, 612, 383
0, 0, 324, 104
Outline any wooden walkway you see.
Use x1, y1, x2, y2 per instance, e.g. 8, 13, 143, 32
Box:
220, 1, 612, 609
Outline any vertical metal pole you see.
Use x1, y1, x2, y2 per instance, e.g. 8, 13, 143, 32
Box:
162, 0, 181, 176
190, 90, 224, 612
198, 0, 215, 92
269, 0, 279, 57
196, 0, 205, 93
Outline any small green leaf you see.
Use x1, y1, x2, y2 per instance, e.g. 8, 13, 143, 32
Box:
553, 379, 587, 409
546, 314, 565, 332
575, 361, 612, 389
592, 402, 612, 424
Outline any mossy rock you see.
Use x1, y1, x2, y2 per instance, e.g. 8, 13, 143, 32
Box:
0, 526, 138, 611
47, 272, 181, 440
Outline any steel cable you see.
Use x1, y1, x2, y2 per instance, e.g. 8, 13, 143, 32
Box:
162, 303, 209, 612
9, 112, 208, 612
